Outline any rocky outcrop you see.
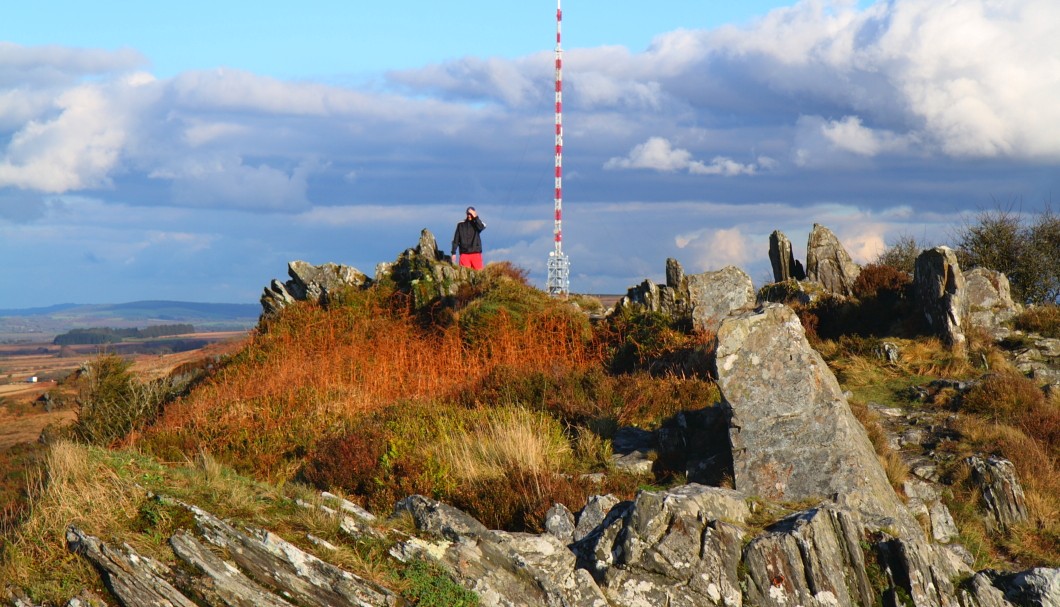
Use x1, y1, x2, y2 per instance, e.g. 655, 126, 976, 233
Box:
576, 485, 749, 607
965, 268, 1022, 336
714, 303, 918, 534
388, 229, 473, 307
66, 495, 399, 607
769, 230, 806, 283
392, 494, 610, 607
66, 526, 199, 607
616, 259, 754, 331
966, 455, 1029, 532
260, 260, 369, 318
688, 266, 756, 331
261, 230, 475, 319
1011, 333, 1060, 386
915, 246, 967, 349
805, 224, 861, 296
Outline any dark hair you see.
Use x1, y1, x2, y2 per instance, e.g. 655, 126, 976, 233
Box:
466, 206, 475, 214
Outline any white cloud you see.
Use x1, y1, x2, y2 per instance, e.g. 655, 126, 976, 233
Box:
605, 137, 772, 176
161, 156, 321, 211
0, 42, 146, 86
793, 115, 916, 166
0, 85, 130, 192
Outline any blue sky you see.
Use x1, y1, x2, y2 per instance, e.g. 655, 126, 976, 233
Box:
1, 0, 1057, 308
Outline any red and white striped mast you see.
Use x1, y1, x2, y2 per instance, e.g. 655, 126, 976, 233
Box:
547, 0, 571, 296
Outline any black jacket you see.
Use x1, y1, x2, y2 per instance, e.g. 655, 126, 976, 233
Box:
452, 217, 486, 255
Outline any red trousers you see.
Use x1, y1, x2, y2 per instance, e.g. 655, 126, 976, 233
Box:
458, 252, 483, 270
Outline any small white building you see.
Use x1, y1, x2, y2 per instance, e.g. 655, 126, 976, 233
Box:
27, 376, 38, 383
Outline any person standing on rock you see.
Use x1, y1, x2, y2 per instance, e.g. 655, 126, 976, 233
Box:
451, 206, 486, 270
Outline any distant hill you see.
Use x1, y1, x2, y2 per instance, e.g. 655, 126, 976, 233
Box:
0, 300, 259, 339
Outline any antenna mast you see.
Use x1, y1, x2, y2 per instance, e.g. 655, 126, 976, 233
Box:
547, 0, 571, 296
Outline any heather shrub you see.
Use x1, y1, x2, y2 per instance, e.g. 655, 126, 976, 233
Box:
852, 263, 911, 300
465, 365, 612, 425
959, 372, 1044, 423
299, 423, 388, 495
449, 465, 603, 532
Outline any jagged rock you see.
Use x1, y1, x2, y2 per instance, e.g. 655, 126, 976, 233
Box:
904, 479, 959, 544
714, 303, 918, 534
876, 341, 902, 363
66, 526, 198, 607
963, 571, 1019, 607
666, 257, 685, 289
965, 268, 1022, 336
168, 530, 296, 607
915, 246, 967, 349
616, 261, 754, 332
416, 228, 445, 262
617, 278, 665, 314
966, 455, 1029, 532
688, 266, 755, 331
805, 224, 860, 296
599, 485, 749, 607
393, 494, 609, 607
389, 230, 473, 306
182, 501, 396, 607
574, 495, 621, 543
874, 533, 967, 607
963, 568, 1060, 607
260, 260, 369, 318
769, 230, 805, 282
1005, 568, 1060, 607
297, 492, 383, 542
544, 503, 576, 544
743, 506, 876, 607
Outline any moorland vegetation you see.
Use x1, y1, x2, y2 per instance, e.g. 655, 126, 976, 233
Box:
1, 209, 1059, 604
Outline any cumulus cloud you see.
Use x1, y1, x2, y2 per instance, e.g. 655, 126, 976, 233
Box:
793, 115, 917, 166
0, 74, 158, 192
604, 137, 773, 176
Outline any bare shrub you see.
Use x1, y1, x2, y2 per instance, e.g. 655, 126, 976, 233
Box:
875, 233, 928, 275
956, 202, 1060, 305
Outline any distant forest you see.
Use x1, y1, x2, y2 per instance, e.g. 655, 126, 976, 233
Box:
52, 324, 196, 345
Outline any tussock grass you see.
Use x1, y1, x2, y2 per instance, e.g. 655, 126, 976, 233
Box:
0, 441, 142, 601
435, 407, 573, 482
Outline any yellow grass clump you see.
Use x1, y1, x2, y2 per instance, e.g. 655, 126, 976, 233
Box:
435, 406, 574, 483
0, 441, 144, 601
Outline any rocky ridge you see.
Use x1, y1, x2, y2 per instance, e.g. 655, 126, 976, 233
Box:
14, 229, 1060, 607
